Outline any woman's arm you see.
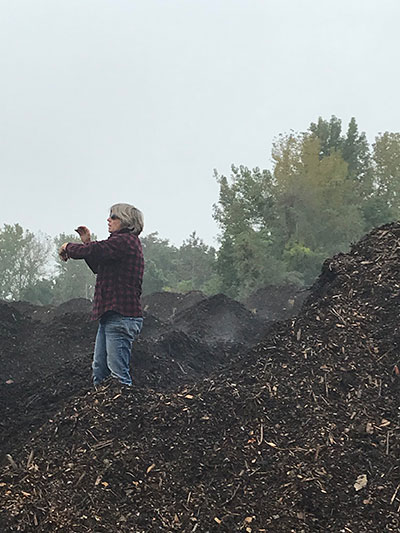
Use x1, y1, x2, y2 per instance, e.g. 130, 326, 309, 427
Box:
65, 233, 128, 263
75, 226, 99, 273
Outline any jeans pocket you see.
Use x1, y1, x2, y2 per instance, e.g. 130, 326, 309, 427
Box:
131, 317, 143, 336
122, 317, 143, 337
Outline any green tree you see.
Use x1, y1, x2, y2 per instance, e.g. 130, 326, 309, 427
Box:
372, 132, 400, 218
283, 242, 325, 286
141, 233, 178, 295
342, 117, 372, 186
142, 259, 168, 295
213, 165, 276, 235
176, 232, 217, 292
215, 235, 240, 297
230, 229, 289, 298
309, 116, 373, 200
273, 133, 365, 253
20, 279, 55, 306
0, 224, 51, 300
213, 165, 278, 296
141, 232, 219, 295
52, 233, 97, 303
309, 115, 343, 158
214, 117, 375, 295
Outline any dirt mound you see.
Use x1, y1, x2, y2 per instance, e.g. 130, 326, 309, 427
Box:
243, 284, 309, 321
53, 298, 92, 316
5, 298, 92, 324
0, 301, 25, 339
4, 300, 54, 322
3, 223, 400, 531
0, 304, 98, 455
171, 293, 266, 344
134, 330, 235, 389
0, 298, 256, 463
0, 291, 256, 387
0, 306, 97, 385
0, 303, 27, 378
0, 327, 233, 461
139, 311, 167, 340
142, 290, 207, 322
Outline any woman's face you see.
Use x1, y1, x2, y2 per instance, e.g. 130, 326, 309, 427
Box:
107, 214, 122, 233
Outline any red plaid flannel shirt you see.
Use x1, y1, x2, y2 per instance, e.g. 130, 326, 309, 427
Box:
66, 229, 144, 320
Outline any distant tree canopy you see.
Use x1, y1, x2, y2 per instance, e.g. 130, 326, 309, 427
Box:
0, 224, 51, 302
213, 116, 400, 297
51, 233, 97, 303
1, 116, 400, 305
0, 226, 219, 305
141, 231, 218, 296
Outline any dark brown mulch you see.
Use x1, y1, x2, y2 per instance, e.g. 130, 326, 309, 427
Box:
0, 302, 26, 363
243, 284, 310, 321
0, 308, 97, 459
0, 308, 97, 385
52, 298, 93, 317
142, 290, 207, 322
171, 293, 267, 345
5, 298, 93, 323
3, 223, 400, 531
0, 298, 259, 465
3, 300, 54, 323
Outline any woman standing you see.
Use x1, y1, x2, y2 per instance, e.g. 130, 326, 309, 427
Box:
59, 203, 144, 388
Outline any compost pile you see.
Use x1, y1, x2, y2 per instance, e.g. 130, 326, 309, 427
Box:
2, 223, 400, 532
143, 291, 207, 322
171, 294, 267, 345
0, 294, 264, 464
243, 284, 309, 322
0, 300, 98, 457
0, 299, 97, 383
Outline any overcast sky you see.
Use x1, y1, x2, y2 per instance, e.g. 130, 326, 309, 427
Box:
1, 0, 399, 246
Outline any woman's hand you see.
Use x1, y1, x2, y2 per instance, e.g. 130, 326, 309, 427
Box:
75, 225, 91, 243
59, 243, 69, 262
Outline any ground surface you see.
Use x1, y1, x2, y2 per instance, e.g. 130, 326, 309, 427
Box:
243, 284, 309, 321
2, 226, 400, 532
142, 291, 207, 323
0, 292, 265, 464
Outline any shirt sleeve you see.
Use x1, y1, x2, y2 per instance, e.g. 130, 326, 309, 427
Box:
66, 235, 128, 263
84, 257, 99, 274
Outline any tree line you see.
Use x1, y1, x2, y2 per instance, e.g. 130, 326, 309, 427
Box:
214, 116, 400, 297
1, 116, 400, 304
0, 227, 218, 304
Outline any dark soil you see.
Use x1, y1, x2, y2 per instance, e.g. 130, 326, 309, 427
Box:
3, 224, 400, 531
53, 298, 93, 317
243, 284, 310, 321
5, 298, 93, 323
171, 293, 267, 345
0, 325, 237, 466
3, 300, 54, 323
0, 303, 96, 385
143, 290, 207, 322
0, 292, 263, 466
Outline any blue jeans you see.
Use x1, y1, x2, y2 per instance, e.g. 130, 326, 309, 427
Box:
92, 312, 143, 386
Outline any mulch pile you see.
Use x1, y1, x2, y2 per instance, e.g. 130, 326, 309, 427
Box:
0, 292, 265, 467
0, 302, 97, 459
0, 300, 97, 384
5, 298, 92, 323
143, 291, 207, 322
3, 223, 400, 532
243, 284, 309, 322
0, 303, 26, 367
171, 293, 267, 345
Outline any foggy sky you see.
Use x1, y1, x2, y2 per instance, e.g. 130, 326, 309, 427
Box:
1, 0, 399, 246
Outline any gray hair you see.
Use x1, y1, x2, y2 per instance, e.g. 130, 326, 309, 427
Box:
110, 203, 144, 235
